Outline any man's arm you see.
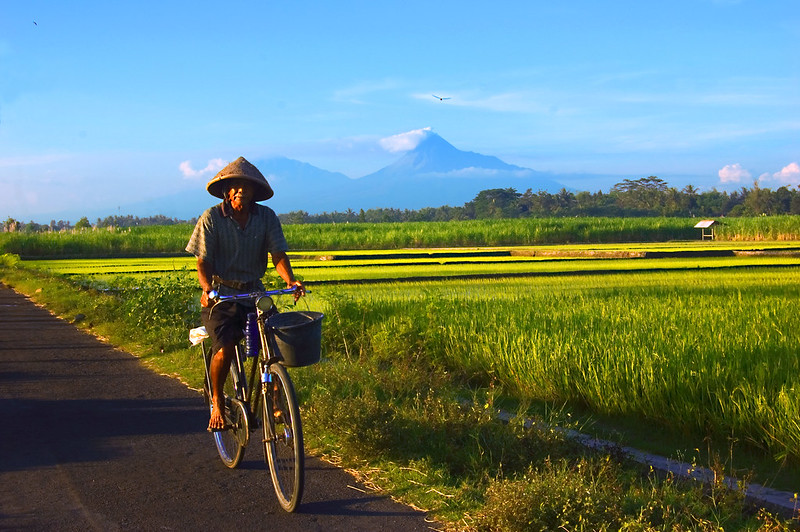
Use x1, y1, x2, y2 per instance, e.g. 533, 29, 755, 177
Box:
272, 251, 305, 299
197, 257, 215, 307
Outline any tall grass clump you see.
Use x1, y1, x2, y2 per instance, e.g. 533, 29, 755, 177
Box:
324, 267, 800, 467
285, 217, 702, 249
717, 215, 800, 241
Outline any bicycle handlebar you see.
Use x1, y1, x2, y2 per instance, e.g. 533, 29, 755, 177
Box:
207, 287, 306, 303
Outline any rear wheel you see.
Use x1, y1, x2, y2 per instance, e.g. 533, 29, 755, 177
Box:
212, 396, 248, 468
211, 348, 249, 468
262, 363, 304, 512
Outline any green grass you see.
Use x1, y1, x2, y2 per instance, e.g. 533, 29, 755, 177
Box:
315, 268, 800, 475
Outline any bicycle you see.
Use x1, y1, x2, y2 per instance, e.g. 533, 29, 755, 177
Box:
189, 287, 323, 512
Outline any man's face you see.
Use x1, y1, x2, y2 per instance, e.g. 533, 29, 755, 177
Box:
225, 179, 254, 212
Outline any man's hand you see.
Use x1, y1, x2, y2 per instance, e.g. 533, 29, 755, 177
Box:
288, 280, 305, 303
200, 290, 211, 308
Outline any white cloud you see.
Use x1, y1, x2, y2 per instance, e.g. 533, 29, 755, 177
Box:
414, 90, 557, 114
379, 127, 432, 153
759, 162, 800, 187
718, 163, 751, 184
180, 158, 225, 179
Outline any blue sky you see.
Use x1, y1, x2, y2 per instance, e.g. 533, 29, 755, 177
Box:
1, 0, 798, 223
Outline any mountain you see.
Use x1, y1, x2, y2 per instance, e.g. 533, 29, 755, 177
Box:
354, 131, 566, 210
371, 132, 524, 176
117, 131, 568, 219
252, 132, 566, 213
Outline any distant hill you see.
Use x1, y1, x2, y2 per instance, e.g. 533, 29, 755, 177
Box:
255, 157, 355, 213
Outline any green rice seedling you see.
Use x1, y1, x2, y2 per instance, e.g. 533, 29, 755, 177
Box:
25, 257, 198, 275
299, 255, 800, 283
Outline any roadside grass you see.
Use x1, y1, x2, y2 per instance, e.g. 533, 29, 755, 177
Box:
2, 259, 796, 530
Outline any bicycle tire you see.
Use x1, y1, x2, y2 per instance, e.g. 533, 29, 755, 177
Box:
261, 363, 304, 512
212, 396, 248, 468
212, 352, 249, 468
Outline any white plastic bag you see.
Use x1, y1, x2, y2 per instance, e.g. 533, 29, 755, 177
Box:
189, 326, 209, 346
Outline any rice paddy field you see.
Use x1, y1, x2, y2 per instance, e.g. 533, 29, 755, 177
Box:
7, 217, 800, 527
22, 239, 800, 479
22, 240, 800, 281
4, 215, 800, 258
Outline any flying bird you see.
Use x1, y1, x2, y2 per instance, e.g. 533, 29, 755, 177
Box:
33, 21, 37, 25
432, 94, 451, 101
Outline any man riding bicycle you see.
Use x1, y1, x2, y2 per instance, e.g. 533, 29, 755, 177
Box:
186, 156, 305, 431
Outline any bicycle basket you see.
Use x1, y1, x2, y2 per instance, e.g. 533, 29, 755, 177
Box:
267, 311, 324, 367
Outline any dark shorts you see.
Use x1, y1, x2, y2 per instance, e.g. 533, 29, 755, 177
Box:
201, 301, 255, 354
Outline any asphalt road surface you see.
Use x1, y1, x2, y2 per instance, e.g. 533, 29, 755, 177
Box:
0, 283, 438, 531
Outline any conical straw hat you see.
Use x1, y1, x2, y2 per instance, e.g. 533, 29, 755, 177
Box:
206, 156, 274, 201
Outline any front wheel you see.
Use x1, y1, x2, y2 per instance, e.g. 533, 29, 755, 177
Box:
261, 363, 304, 512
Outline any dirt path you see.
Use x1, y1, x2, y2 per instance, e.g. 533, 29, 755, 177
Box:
0, 283, 438, 531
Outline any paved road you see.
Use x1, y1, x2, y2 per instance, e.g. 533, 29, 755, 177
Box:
0, 283, 437, 531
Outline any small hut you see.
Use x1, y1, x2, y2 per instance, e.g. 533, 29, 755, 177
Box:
694, 220, 718, 240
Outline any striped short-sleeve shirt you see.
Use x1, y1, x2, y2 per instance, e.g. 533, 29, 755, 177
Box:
185, 201, 288, 285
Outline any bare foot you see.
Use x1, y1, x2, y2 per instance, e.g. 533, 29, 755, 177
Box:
208, 396, 226, 431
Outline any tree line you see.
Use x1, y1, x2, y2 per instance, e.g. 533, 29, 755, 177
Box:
279, 177, 800, 224
2, 214, 194, 233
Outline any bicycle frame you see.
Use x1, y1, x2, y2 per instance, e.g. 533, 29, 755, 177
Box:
205, 287, 300, 426
199, 286, 307, 511
206, 289, 305, 512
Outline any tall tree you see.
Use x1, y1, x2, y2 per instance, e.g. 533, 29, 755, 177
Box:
611, 176, 669, 213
